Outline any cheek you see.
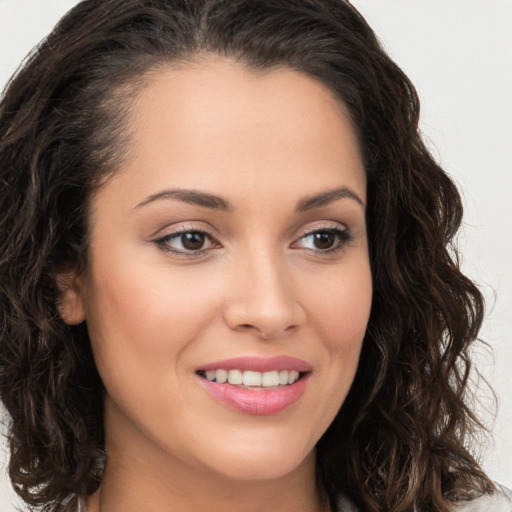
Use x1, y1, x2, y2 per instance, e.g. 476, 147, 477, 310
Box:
293, 260, 372, 438
305, 261, 372, 353
83, 256, 223, 387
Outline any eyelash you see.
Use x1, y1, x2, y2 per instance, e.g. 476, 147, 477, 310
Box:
153, 224, 352, 258
154, 227, 218, 258
292, 225, 352, 254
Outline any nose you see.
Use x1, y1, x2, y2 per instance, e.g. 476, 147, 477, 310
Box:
223, 249, 305, 340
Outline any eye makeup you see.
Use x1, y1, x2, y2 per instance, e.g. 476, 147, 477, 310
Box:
153, 222, 353, 258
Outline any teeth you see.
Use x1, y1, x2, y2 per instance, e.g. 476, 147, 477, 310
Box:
228, 369, 243, 385
242, 370, 262, 386
261, 370, 279, 387
215, 369, 228, 383
203, 369, 301, 386
288, 370, 299, 384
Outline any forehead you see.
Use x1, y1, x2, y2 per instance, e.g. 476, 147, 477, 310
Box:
92, 57, 366, 214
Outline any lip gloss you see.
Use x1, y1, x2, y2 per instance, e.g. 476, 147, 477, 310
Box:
197, 356, 312, 373
195, 356, 311, 415
196, 374, 309, 415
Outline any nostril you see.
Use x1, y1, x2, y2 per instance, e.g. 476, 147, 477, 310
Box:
223, 296, 305, 340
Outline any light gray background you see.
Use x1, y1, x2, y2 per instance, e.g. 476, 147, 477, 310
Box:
1, 1, 511, 510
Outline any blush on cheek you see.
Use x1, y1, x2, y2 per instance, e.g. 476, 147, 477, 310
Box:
88, 267, 220, 366
311, 280, 371, 349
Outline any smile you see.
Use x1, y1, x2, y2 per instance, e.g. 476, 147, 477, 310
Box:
195, 356, 311, 415
197, 369, 301, 388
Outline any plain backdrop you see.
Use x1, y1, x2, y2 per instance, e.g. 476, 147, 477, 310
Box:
1, 1, 511, 510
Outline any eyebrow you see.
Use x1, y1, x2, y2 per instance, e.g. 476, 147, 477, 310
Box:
136, 189, 234, 211
295, 186, 365, 212
136, 185, 365, 212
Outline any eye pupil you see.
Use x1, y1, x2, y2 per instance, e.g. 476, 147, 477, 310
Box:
182, 232, 205, 250
313, 232, 335, 250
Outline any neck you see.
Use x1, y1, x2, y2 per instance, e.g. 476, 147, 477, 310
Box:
88, 457, 328, 512
87, 418, 328, 512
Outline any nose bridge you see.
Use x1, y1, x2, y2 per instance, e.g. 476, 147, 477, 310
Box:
223, 241, 303, 339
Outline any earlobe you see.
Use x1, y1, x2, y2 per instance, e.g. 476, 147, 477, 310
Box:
55, 272, 87, 325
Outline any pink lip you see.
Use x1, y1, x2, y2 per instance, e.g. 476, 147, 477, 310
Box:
196, 373, 310, 415
195, 356, 312, 415
196, 355, 312, 373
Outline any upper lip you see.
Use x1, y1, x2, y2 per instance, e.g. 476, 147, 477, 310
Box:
196, 356, 312, 373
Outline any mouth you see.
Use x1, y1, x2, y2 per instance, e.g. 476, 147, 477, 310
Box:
195, 356, 312, 415
196, 368, 305, 389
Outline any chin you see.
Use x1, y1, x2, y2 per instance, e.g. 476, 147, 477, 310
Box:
197, 437, 315, 482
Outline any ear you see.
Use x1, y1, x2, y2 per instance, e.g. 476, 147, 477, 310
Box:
55, 271, 87, 325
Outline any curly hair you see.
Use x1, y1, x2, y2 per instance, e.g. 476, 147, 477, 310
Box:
0, 0, 495, 510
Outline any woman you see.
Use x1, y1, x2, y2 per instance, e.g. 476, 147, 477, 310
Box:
0, 1, 510, 511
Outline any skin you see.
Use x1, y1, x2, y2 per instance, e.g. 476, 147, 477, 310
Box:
61, 57, 372, 512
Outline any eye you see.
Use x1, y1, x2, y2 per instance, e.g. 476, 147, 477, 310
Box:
154, 229, 219, 255
293, 227, 351, 253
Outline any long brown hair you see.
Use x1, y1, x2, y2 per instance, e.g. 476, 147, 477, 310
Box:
0, 1, 494, 510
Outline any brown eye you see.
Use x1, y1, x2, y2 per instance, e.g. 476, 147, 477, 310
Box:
181, 232, 206, 251
312, 232, 336, 250
155, 229, 218, 255
294, 227, 351, 254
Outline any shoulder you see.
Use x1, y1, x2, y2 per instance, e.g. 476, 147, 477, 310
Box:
334, 493, 359, 511
335, 484, 512, 512
454, 484, 512, 512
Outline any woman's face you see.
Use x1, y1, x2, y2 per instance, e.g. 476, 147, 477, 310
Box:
65, 58, 372, 482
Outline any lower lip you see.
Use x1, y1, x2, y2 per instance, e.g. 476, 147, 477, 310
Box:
196, 374, 309, 415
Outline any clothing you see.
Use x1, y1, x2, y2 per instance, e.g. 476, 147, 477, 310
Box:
453, 484, 512, 512
78, 484, 512, 511
335, 483, 512, 511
